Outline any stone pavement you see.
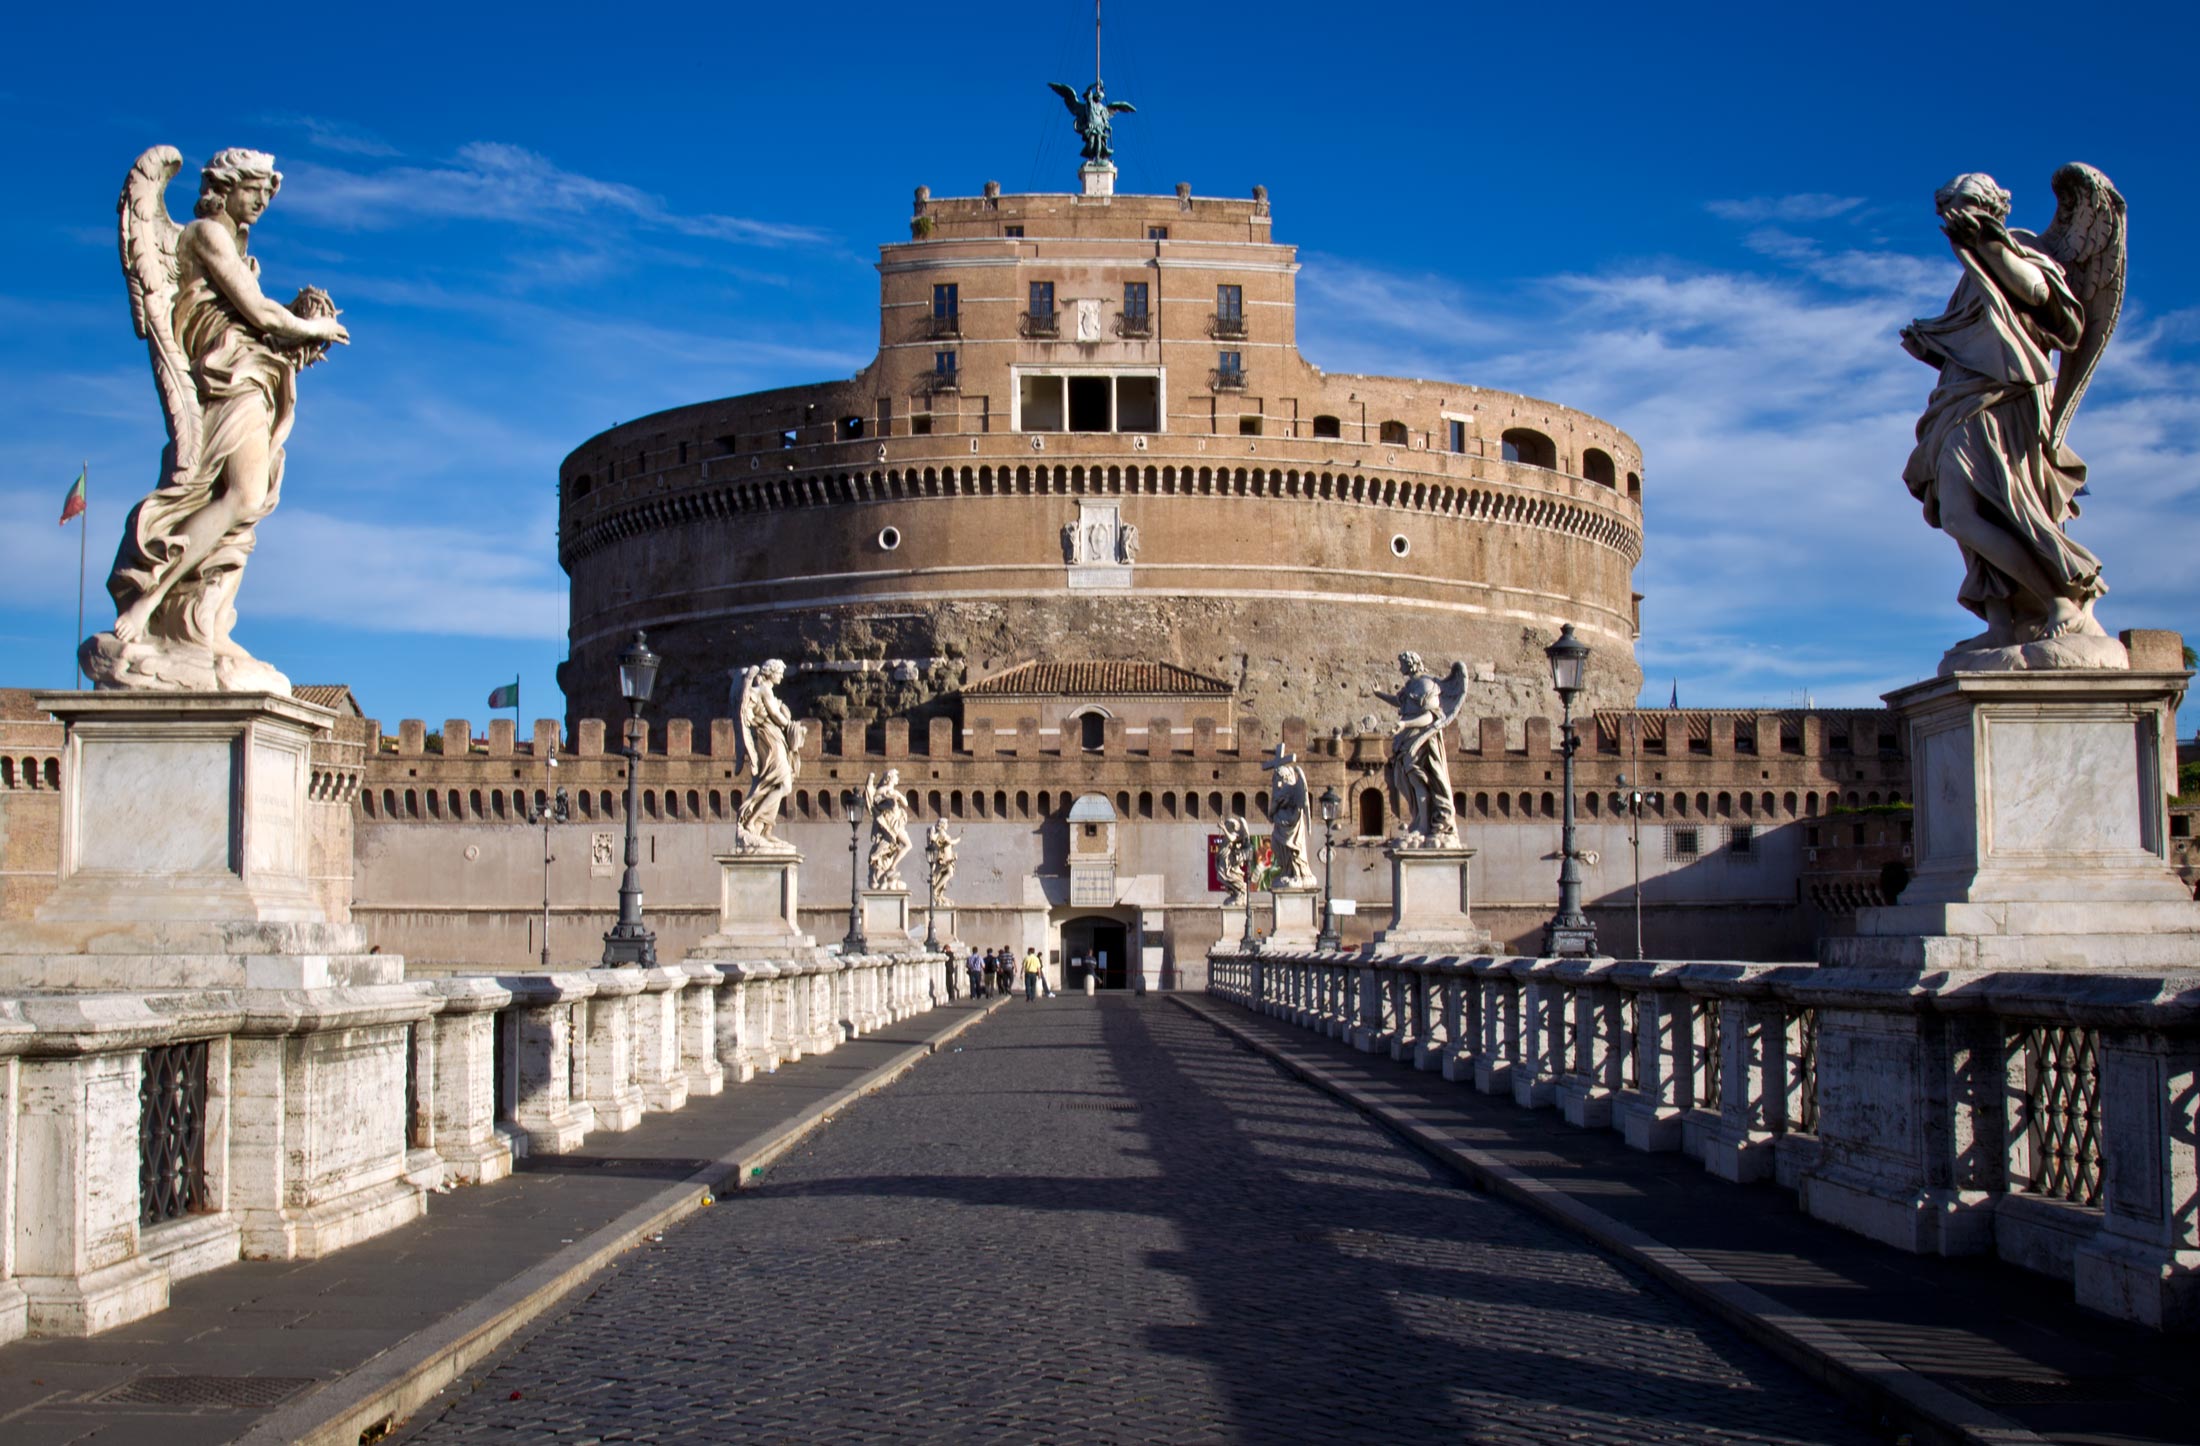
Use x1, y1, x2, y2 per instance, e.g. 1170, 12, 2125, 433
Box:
1179, 996, 2200, 1446
399, 996, 1882, 1445
0, 995, 1004, 1446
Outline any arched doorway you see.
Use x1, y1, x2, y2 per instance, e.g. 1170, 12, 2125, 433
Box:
1060, 914, 1130, 989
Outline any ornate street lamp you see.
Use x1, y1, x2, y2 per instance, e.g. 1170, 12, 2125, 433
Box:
600, 631, 660, 967
527, 752, 571, 969
923, 826, 942, 951
1616, 771, 1661, 960
1543, 624, 1596, 958
842, 788, 869, 955
1317, 784, 1342, 951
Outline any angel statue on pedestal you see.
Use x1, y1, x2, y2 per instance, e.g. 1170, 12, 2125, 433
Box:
87, 146, 349, 692
1900, 164, 2129, 673
1047, 80, 1136, 165
1262, 748, 1318, 889
731, 660, 804, 851
1219, 816, 1255, 906
865, 768, 912, 890
926, 819, 959, 906
1377, 652, 1470, 847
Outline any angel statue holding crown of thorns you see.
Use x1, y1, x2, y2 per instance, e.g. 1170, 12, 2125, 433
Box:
86, 145, 349, 693
1377, 652, 1471, 847
1899, 163, 2129, 672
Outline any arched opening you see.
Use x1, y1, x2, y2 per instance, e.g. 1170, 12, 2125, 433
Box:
1378, 419, 1408, 446
1079, 711, 1107, 751
1312, 414, 1341, 439
1626, 471, 1641, 501
1357, 789, 1383, 838
1060, 915, 1131, 991
1500, 428, 1557, 469
1582, 447, 1616, 486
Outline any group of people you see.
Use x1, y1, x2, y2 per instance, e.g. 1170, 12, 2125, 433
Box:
952, 945, 1049, 1001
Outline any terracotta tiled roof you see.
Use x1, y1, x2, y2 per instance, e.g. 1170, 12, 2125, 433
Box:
963, 661, 1233, 697
294, 684, 363, 717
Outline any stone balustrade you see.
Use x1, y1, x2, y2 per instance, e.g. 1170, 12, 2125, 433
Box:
1209, 945, 2200, 1331
0, 946, 946, 1343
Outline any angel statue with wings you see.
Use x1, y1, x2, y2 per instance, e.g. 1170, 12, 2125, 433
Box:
1377, 652, 1470, 847
1047, 80, 1136, 164
88, 146, 349, 693
926, 819, 959, 905
1262, 748, 1319, 889
865, 769, 913, 890
1218, 816, 1255, 906
1900, 164, 2128, 670
731, 660, 804, 850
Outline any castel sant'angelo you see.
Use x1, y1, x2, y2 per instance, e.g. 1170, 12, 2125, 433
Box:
555, 165, 1645, 733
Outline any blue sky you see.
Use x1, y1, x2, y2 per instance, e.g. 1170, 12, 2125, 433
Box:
3, 1, 2196, 731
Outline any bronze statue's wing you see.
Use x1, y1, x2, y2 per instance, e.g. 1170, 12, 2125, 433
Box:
2034, 162, 2127, 453
1107, 101, 1137, 115
1047, 81, 1082, 120
118, 145, 199, 476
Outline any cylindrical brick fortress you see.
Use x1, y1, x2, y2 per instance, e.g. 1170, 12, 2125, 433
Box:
558, 184, 1644, 731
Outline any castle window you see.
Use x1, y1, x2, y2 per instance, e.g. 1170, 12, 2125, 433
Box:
839, 415, 865, 440
1447, 420, 1467, 453
932, 283, 958, 322
677, 441, 688, 465
1583, 447, 1616, 486
933, 351, 957, 380
1378, 420, 1408, 446
571, 473, 593, 498
1080, 713, 1106, 751
1068, 376, 1112, 432
1627, 471, 1641, 500
1239, 414, 1262, 436
779, 428, 796, 448
1312, 414, 1341, 439
1214, 352, 1245, 389
1147, 225, 1168, 241
1670, 826, 1700, 860
911, 414, 933, 435
1500, 428, 1557, 469
1358, 789, 1383, 837
1118, 375, 1159, 432
1020, 375, 1066, 432
1004, 224, 1024, 238
1121, 282, 1150, 336
1029, 280, 1054, 317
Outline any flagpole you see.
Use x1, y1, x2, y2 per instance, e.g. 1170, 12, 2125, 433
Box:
75, 461, 87, 689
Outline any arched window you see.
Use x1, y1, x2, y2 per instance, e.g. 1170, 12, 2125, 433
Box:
362, 791, 378, 818
1626, 471, 1641, 501
1378, 419, 1408, 446
1311, 414, 1341, 439
1138, 790, 1153, 819
1582, 448, 1616, 487
1474, 791, 1489, 816
1116, 790, 1130, 817
1208, 791, 1223, 817
601, 789, 616, 817
1162, 792, 1179, 819
1540, 791, 1555, 817
688, 789, 701, 817
994, 789, 1007, 817
1080, 712, 1107, 751
1016, 790, 1030, 817
1184, 791, 1201, 819
1254, 791, 1270, 820
1230, 791, 1247, 817
1357, 789, 1383, 837
951, 789, 965, 818
426, 791, 441, 819
1500, 428, 1557, 469
1038, 790, 1053, 817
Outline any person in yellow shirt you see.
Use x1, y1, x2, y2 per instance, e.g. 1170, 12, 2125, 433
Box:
1022, 947, 1045, 1001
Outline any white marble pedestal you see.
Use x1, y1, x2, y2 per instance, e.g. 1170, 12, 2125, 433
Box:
1823, 668, 2200, 972
1371, 844, 1494, 956
691, 849, 814, 961
1265, 887, 1321, 952
860, 888, 913, 945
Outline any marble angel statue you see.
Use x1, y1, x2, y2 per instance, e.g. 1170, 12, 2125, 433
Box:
87, 146, 349, 692
1377, 652, 1469, 846
1899, 164, 2128, 670
1263, 748, 1318, 889
926, 819, 959, 904
865, 768, 913, 890
731, 660, 804, 849
1219, 816, 1255, 906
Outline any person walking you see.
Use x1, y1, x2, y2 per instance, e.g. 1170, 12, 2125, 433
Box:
965, 946, 985, 1001
1022, 946, 1044, 1001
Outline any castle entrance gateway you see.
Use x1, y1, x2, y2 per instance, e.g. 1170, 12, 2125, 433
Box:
1059, 912, 1131, 989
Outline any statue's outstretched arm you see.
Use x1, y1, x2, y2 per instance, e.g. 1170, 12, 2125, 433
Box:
191, 223, 345, 346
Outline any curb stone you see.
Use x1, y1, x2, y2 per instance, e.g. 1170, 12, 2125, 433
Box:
1172, 995, 2044, 1446
242, 994, 1012, 1446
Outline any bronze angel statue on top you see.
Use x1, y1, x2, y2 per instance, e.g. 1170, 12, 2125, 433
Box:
1900, 164, 2128, 672
1048, 80, 1135, 164
87, 146, 348, 693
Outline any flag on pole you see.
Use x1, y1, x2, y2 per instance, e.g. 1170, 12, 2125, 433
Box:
57, 466, 86, 525
487, 679, 519, 710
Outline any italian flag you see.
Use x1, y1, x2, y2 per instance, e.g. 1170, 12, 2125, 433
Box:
487, 679, 519, 710
57, 466, 85, 526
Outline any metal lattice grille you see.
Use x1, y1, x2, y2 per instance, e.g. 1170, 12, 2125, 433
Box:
1792, 1008, 1820, 1133
1697, 1001, 1723, 1110
2015, 1023, 2102, 1206
139, 1040, 209, 1227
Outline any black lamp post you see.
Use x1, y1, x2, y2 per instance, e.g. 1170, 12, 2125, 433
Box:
1317, 785, 1342, 951
528, 754, 570, 969
600, 631, 660, 967
842, 788, 869, 955
1543, 623, 1596, 958
923, 828, 941, 951
1616, 771, 1661, 960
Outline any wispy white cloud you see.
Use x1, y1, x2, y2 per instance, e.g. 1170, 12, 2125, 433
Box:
280, 142, 828, 249
1706, 194, 1865, 223
262, 113, 402, 158
247, 505, 566, 640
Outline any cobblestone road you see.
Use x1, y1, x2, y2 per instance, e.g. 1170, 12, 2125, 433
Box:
406, 997, 1880, 1445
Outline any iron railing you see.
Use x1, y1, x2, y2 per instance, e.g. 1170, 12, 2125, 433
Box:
1114, 311, 1152, 338
2015, 1022, 2103, 1205
922, 368, 961, 395
1791, 1007, 1819, 1133
140, 1040, 209, 1226
1210, 367, 1247, 392
1210, 312, 1248, 340
1019, 310, 1060, 339
922, 313, 960, 340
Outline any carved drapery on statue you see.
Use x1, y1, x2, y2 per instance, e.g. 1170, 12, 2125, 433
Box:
1263, 750, 1317, 889
1899, 164, 2128, 673
731, 660, 803, 851
1378, 652, 1469, 846
927, 820, 959, 904
88, 146, 348, 693
865, 769, 912, 891
1219, 816, 1255, 905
